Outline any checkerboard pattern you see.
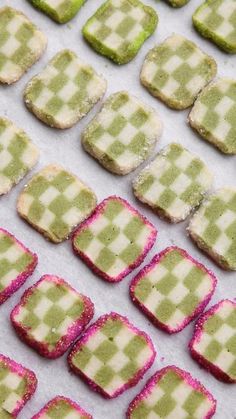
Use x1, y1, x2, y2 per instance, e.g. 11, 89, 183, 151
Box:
189, 78, 236, 154
82, 0, 158, 64
82, 91, 162, 175
17, 165, 97, 243
133, 143, 213, 222
0, 7, 46, 84
140, 34, 216, 109
29, 0, 85, 23
32, 396, 92, 419
24, 50, 107, 129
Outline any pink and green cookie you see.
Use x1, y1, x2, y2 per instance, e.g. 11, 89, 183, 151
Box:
32, 396, 92, 418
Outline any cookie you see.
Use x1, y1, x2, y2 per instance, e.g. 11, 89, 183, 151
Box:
190, 299, 236, 383
0, 354, 37, 418
130, 247, 217, 334
29, 0, 85, 24
0, 118, 39, 196
17, 164, 97, 243
0, 228, 37, 306
193, 0, 236, 53
82, 0, 158, 65
72, 196, 157, 283
189, 78, 236, 154
140, 34, 217, 110
82, 91, 162, 175
32, 396, 92, 418
24, 50, 107, 129
68, 312, 156, 398
127, 365, 216, 418
133, 143, 213, 223
0, 7, 47, 84
165, 0, 190, 7
189, 188, 236, 270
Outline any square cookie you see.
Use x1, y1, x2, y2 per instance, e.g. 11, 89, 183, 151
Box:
17, 164, 97, 243
72, 196, 157, 282
0, 228, 37, 306
130, 247, 217, 333
189, 188, 236, 270
0, 118, 39, 196
189, 78, 236, 154
140, 34, 217, 109
82, 91, 162, 175
193, 0, 236, 53
32, 396, 92, 418
24, 50, 107, 129
127, 366, 216, 418
0, 7, 47, 84
133, 143, 213, 223
29, 0, 85, 24
68, 312, 156, 398
82, 0, 158, 65
190, 299, 236, 383
11, 275, 94, 359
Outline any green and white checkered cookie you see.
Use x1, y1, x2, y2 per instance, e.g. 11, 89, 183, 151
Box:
133, 143, 213, 223
24, 50, 107, 129
0, 118, 39, 196
82, 0, 158, 65
32, 396, 92, 418
193, 0, 236, 53
17, 164, 97, 243
189, 78, 236, 154
189, 188, 236, 270
29, 0, 85, 24
140, 34, 217, 109
0, 7, 47, 84
82, 91, 162, 175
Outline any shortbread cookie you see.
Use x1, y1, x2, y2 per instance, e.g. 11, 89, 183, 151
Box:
189, 78, 236, 154
193, 0, 236, 53
68, 312, 156, 398
0, 354, 37, 417
17, 165, 97, 243
0, 228, 37, 306
189, 188, 236, 270
0, 7, 47, 84
140, 34, 217, 109
32, 396, 92, 418
165, 0, 189, 7
82, 91, 162, 175
82, 0, 158, 65
29, 0, 85, 24
24, 50, 107, 129
127, 365, 216, 418
130, 247, 217, 333
133, 143, 213, 223
72, 196, 157, 282
190, 299, 236, 383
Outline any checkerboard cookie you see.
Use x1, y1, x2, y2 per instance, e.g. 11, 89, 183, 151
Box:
82, 91, 162, 175
0, 7, 46, 84
130, 247, 217, 334
193, 0, 236, 53
189, 78, 236, 154
127, 365, 216, 418
68, 312, 156, 398
133, 143, 213, 223
24, 50, 107, 129
82, 0, 158, 65
29, 0, 85, 24
17, 164, 97, 243
0, 354, 37, 418
190, 299, 236, 383
0, 228, 37, 306
32, 396, 92, 418
140, 34, 217, 110
72, 196, 157, 282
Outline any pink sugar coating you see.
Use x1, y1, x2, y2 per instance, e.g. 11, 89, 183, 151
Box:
31, 395, 92, 418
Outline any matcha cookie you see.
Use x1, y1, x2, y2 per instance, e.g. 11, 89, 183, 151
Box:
32, 396, 92, 418
17, 164, 97, 243
82, 0, 158, 65
189, 188, 236, 270
24, 50, 107, 129
140, 34, 217, 109
0, 7, 47, 84
72, 196, 157, 282
190, 299, 236, 383
189, 78, 236, 154
165, 0, 190, 7
68, 312, 156, 398
82, 91, 162, 175
133, 143, 213, 223
29, 0, 85, 24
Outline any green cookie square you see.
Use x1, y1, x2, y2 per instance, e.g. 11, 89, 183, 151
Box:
29, 0, 85, 23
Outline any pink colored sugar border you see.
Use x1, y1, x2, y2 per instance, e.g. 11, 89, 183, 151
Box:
31, 395, 92, 418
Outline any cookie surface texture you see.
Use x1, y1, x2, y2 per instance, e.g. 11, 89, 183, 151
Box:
32, 396, 92, 418
29, 0, 85, 23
